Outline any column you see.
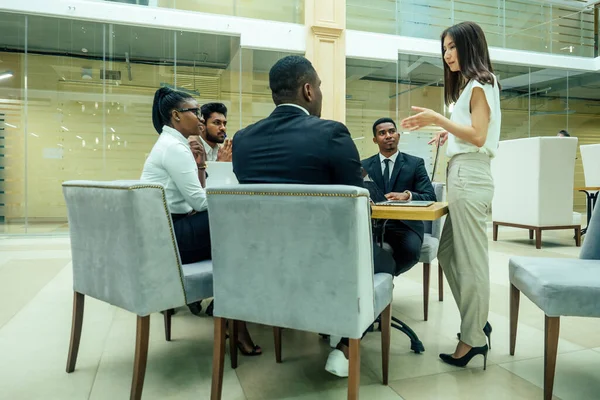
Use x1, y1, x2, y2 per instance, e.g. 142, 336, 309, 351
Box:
305, 0, 346, 123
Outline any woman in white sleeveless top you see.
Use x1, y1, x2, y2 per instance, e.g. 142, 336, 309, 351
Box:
401, 21, 501, 369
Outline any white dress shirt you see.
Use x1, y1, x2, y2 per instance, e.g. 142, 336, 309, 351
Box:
378, 150, 412, 200
277, 103, 310, 115
141, 125, 207, 214
198, 135, 220, 162
447, 74, 501, 159
379, 150, 400, 179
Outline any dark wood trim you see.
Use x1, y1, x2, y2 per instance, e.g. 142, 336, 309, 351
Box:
131, 315, 150, 400
348, 339, 360, 400
163, 309, 174, 342
380, 305, 391, 385
229, 320, 238, 369
438, 264, 444, 302
545, 316, 560, 400
273, 327, 283, 363
510, 284, 520, 356
423, 263, 430, 321
66, 292, 85, 373
493, 221, 581, 249
211, 317, 226, 400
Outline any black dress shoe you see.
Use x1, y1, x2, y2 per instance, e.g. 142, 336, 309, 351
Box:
440, 344, 488, 370
188, 301, 203, 316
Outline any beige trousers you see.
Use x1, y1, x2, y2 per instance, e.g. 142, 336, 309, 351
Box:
438, 152, 494, 347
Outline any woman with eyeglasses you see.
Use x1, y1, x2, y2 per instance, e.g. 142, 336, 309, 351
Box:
401, 21, 501, 369
142, 87, 262, 356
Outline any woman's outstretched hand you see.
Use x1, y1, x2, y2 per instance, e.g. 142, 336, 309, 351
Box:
401, 106, 441, 131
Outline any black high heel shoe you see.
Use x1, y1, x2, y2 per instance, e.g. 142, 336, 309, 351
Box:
457, 321, 492, 349
439, 344, 488, 370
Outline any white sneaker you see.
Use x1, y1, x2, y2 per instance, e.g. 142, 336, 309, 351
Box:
329, 335, 341, 348
325, 349, 349, 377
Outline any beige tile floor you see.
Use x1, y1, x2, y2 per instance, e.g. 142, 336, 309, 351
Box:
0, 227, 598, 400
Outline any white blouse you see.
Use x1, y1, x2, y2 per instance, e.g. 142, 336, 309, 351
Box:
141, 125, 207, 214
446, 74, 501, 159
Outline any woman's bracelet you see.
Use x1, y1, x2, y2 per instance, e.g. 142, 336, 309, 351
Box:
197, 163, 207, 170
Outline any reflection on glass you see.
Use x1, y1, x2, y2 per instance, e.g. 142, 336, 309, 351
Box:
239, 49, 295, 130
346, 59, 398, 159
0, 13, 25, 233
0, 11, 241, 234
347, 0, 596, 57
102, 0, 304, 24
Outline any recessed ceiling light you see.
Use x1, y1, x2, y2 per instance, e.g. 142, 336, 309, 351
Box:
0, 71, 13, 80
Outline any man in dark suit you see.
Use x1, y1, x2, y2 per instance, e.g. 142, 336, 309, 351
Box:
362, 117, 436, 275
233, 62, 362, 188
232, 55, 395, 378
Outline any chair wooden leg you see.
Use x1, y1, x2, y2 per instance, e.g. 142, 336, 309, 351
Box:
130, 315, 150, 400
510, 284, 520, 356
545, 316, 560, 400
529, 229, 534, 240
423, 263, 430, 321
66, 292, 85, 373
493, 222, 499, 241
575, 228, 581, 247
438, 264, 444, 302
273, 327, 283, 363
348, 339, 360, 400
211, 317, 227, 400
380, 304, 391, 385
163, 309, 174, 342
229, 320, 238, 369
536, 228, 542, 249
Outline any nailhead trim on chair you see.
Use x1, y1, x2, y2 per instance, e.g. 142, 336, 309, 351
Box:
207, 190, 368, 198
62, 183, 189, 304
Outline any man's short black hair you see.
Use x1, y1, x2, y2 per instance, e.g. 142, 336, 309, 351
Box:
558, 129, 570, 137
372, 118, 397, 137
201, 102, 227, 122
269, 55, 317, 103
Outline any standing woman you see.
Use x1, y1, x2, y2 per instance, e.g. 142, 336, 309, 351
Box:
401, 21, 500, 369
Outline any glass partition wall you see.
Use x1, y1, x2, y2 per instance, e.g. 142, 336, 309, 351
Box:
83, 0, 305, 24
348, 0, 598, 57
0, 12, 243, 234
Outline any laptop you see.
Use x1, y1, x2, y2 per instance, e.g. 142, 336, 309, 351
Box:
375, 200, 434, 207
205, 161, 239, 188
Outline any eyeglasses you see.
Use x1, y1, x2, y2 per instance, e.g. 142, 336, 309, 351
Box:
177, 108, 202, 118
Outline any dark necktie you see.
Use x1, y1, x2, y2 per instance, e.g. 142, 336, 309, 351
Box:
383, 159, 391, 194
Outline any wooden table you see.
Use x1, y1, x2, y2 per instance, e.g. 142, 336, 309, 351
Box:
575, 187, 599, 235
371, 202, 449, 221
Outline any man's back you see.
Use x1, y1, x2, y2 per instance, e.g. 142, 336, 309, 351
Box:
232, 106, 363, 187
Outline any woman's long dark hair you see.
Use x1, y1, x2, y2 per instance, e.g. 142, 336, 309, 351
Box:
441, 21, 499, 106
152, 87, 193, 134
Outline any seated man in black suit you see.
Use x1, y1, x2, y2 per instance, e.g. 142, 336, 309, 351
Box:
362, 117, 436, 276
233, 55, 395, 378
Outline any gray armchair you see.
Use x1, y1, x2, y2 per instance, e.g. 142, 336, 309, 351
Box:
509, 203, 600, 400
62, 180, 214, 400
206, 184, 394, 400
420, 182, 446, 320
